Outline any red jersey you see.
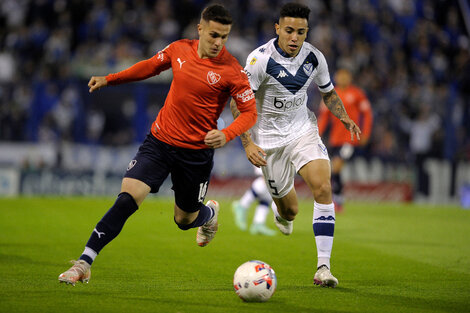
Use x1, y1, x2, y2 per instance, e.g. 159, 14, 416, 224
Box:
318, 85, 373, 147
106, 39, 257, 149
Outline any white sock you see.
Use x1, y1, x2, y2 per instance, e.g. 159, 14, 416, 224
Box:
252, 176, 271, 201
239, 189, 255, 209
253, 204, 269, 224
271, 201, 281, 218
82, 247, 98, 262
313, 201, 335, 269
271, 200, 293, 227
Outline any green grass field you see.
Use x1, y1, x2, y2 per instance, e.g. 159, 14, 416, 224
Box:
1, 196, 469, 313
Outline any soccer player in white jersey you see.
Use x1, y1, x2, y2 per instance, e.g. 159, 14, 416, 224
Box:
230, 3, 361, 288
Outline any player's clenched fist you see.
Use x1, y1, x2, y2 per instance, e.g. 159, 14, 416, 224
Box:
204, 129, 227, 149
88, 76, 108, 93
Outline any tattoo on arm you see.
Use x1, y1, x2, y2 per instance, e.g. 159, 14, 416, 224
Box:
322, 90, 348, 120
239, 132, 252, 148
229, 99, 252, 148
229, 99, 240, 119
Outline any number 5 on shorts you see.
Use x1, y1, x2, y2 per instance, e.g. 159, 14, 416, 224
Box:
268, 179, 279, 196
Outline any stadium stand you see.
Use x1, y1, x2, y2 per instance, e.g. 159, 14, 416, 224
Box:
0, 0, 469, 203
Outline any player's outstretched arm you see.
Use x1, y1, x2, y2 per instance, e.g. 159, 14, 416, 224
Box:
321, 89, 362, 141
229, 99, 266, 167
88, 76, 108, 93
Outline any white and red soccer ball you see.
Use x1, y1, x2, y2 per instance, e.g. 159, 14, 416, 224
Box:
233, 260, 277, 302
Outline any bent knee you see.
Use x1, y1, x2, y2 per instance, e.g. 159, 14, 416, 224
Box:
313, 181, 332, 201
174, 215, 194, 227
174, 217, 193, 230
281, 205, 298, 221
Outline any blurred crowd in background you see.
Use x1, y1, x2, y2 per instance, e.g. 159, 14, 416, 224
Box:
0, 0, 469, 167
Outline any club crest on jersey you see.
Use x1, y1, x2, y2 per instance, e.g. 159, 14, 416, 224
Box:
207, 71, 221, 85
303, 62, 313, 76
318, 143, 328, 155
250, 57, 257, 65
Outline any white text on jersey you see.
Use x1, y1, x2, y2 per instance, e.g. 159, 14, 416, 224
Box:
273, 94, 306, 111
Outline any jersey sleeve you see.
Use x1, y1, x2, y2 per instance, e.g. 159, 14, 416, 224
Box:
106, 44, 173, 85
222, 66, 257, 142
317, 101, 332, 136
243, 51, 267, 92
313, 51, 334, 93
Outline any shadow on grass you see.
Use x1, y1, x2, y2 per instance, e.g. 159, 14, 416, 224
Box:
354, 289, 469, 312
111, 293, 354, 313
0, 253, 61, 267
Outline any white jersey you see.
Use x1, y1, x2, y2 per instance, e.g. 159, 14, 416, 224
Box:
244, 38, 334, 150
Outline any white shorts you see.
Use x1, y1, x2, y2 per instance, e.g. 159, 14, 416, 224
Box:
261, 131, 330, 198
253, 165, 263, 177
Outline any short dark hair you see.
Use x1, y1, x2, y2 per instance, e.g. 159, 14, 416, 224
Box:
201, 4, 233, 25
280, 3, 310, 21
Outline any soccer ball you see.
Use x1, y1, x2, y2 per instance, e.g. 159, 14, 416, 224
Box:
233, 260, 277, 302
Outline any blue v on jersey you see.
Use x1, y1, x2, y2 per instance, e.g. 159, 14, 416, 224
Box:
244, 38, 334, 150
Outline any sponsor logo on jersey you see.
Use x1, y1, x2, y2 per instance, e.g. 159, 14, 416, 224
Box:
273, 93, 305, 111
152, 121, 160, 134
249, 57, 257, 65
207, 71, 221, 85
177, 58, 186, 68
277, 70, 288, 78
157, 51, 164, 62
258, 48, 266, 53
127, 160, 137, 171
236, 88, 255, 102
303, 62, 313, 76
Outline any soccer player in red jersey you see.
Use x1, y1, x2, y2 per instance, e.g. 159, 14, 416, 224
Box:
318, 68, 373, 211
58, 4, 257, 286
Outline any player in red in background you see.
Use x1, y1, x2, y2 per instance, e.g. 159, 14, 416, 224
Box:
318, 68, 373, 212
58, 4, 257, 286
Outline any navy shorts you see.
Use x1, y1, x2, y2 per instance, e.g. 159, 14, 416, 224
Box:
124, 134, 214, 212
